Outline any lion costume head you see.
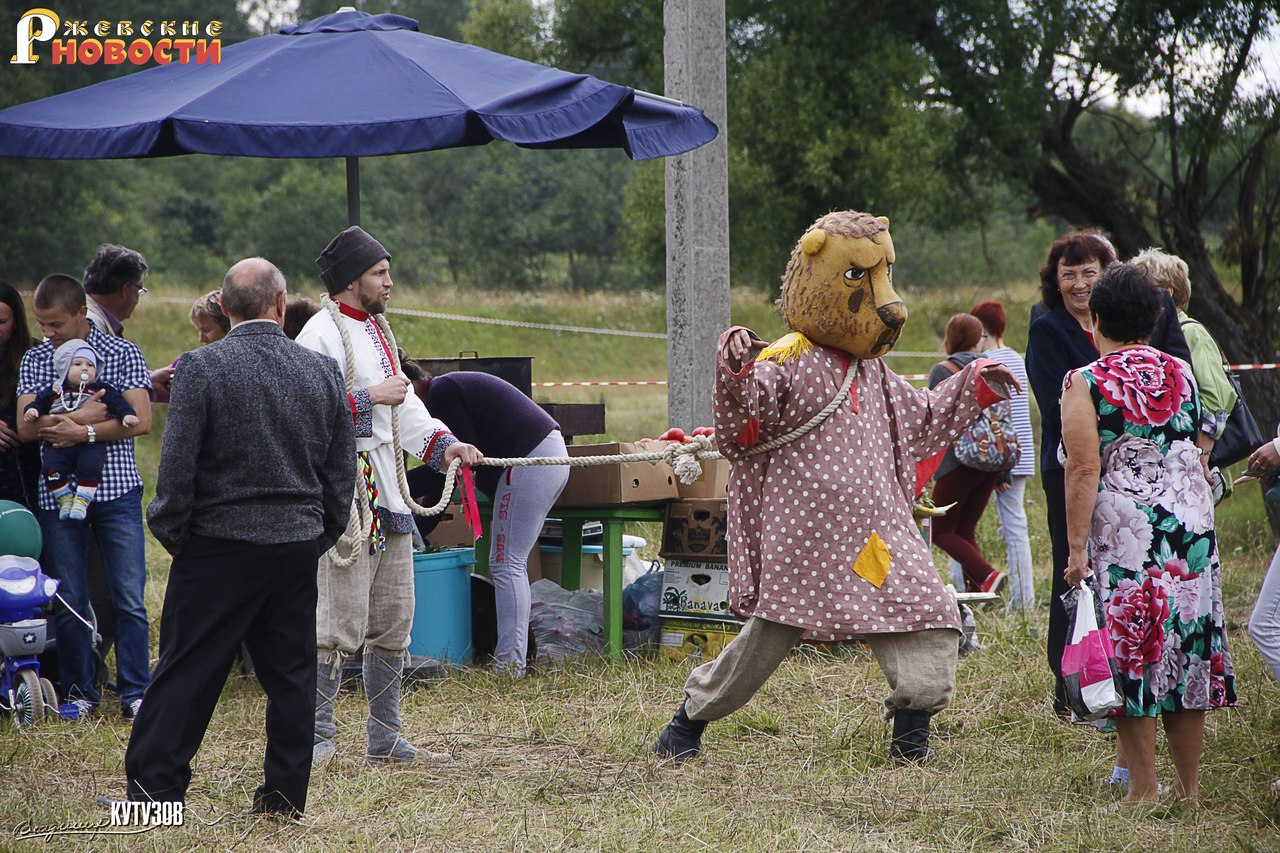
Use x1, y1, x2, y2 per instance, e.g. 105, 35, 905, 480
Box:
777, 211, 906, 360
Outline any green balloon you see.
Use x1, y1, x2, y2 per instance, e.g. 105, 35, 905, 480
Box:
0, 500, 42, 558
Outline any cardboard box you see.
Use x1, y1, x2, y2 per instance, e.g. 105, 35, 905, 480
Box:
676, 456, 730, 500
659, 499, 728, 561
658, 559, 734, 620
537, 544, 633, 590
659, 616, 742, 663
425, 503, 478, 549
555, 442, 678, 507
539, 545, 603, 590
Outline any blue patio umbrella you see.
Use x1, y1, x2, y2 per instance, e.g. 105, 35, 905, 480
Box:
0, 9, 717, 224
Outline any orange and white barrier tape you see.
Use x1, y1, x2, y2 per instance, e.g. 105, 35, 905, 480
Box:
533, 380, 667, 387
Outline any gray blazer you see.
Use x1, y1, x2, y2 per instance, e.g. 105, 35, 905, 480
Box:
147, 320, 356, 555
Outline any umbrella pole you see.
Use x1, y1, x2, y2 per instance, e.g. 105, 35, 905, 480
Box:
346, 156, 360, 227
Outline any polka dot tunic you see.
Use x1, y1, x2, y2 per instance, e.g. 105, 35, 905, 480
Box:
714, 327, 997, 641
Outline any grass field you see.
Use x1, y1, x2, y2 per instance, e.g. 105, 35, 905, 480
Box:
3, 283, 1279, 851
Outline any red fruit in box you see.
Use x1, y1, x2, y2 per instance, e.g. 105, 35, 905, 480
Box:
659, 427, 686, 442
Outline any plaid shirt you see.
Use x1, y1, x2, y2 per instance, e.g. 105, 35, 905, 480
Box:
17, 321, 151, 510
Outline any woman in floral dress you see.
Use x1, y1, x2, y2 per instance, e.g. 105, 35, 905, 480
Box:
1062, 263, 1236, 805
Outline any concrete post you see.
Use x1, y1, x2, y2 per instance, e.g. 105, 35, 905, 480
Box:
664, 0, 730, 431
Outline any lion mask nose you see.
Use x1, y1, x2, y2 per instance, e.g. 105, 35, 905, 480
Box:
877, 301, 907, 331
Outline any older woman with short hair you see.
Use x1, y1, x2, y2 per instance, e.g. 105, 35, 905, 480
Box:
188, 290, 231, 345
1061, 262, 1235, 804
1131, 248, 1236, 475
150, 292, 231, 404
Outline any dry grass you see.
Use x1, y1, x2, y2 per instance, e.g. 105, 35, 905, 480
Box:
3, 284, 1279, 851
5, 571, 1279, 852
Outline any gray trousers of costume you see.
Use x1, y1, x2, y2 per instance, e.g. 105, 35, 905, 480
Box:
317, 530, 413, 662
683, 616, 960, 722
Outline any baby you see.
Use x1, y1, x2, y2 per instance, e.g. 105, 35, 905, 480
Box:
24, 339, 138, 521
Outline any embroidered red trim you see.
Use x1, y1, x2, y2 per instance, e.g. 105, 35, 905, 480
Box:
336, 301, 369, 322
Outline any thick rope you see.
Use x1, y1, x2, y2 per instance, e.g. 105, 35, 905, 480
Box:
322, 296, 376, 567
431, 365, 857, 511
324, 295, 855, 552
371, 310, 459, 518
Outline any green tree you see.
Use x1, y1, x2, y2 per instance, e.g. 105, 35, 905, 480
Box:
884, 0, 1280, 482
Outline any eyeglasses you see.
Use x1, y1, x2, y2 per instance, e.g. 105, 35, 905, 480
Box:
128, 282, 148, 296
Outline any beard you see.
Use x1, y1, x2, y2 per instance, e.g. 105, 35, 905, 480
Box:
358, 289, 388, 315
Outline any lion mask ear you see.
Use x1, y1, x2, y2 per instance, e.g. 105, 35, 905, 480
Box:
877, 216, 890, 229
799, 229, 827, 256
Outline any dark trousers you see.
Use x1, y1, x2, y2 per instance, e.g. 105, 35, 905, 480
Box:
930, 466, 1001, 589
42, 441, 105, 486
1042, 468, 1070, 689
125, 535, 319, 816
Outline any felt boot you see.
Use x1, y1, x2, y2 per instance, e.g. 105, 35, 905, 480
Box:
363, 649, 451, 765
653, 701, 707, 762
889, 709, 932, 764
313, 657, 340, 765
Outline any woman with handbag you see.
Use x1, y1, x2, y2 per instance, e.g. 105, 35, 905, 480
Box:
1131, 248, 1250, 500
928, 314, 1010, 594
1061, 263, 1236, 805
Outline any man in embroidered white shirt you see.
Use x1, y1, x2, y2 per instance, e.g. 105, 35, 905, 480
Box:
296, 226, 482, 766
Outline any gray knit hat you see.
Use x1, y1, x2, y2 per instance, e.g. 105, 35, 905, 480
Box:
53, 339, 98, 386
316, 226, 391, 295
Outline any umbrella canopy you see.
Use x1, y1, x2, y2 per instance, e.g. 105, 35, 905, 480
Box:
0, 9, 716, 163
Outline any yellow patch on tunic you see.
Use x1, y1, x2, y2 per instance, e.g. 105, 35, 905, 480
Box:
756, 332, 814, 365
852, 532, 891, 588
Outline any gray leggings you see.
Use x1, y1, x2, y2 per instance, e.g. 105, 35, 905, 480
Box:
489, 430, 569, 673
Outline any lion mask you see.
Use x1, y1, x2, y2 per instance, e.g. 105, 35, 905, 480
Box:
778, 211, 907, 360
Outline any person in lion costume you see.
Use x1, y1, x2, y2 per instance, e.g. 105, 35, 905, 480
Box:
653, 210, 1019, 764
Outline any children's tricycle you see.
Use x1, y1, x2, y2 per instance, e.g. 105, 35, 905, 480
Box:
0, 556, 59, 728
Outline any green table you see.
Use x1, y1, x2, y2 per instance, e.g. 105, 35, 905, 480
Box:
473, 503, 666, 659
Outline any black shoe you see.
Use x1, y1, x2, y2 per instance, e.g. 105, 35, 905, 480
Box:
889, 709, 931, 763
653, 701, 708, 762
247, 788, 303, 822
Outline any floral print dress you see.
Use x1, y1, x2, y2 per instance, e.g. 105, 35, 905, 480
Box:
1070, 345, 1236, 717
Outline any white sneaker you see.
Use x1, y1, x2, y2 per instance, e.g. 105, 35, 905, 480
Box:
66, 698, 98, 720
123, 698, 142, 720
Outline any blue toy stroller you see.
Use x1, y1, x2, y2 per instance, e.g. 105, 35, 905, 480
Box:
0, 555, 60, 728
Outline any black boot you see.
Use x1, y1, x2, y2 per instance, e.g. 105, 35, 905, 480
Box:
653, 701, 708, 762
889, 709, 931, 763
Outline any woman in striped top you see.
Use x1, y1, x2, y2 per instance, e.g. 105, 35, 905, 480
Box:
971, 301, 1036, 609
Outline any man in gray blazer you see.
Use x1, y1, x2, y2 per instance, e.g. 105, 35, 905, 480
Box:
123, 257, 355, 820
